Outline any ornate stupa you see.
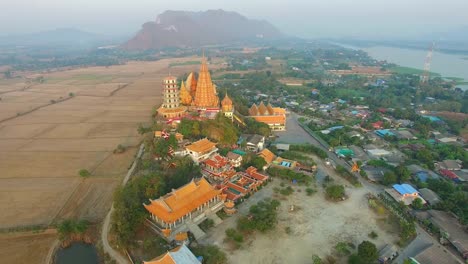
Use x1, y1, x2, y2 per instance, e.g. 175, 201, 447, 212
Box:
221, 91, 234, 120
186, 72, 197, 98
179, 80, 192, 105
192, 55, 219, 109
157, 76, 186, 118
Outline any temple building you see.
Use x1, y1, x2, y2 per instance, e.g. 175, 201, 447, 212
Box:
192, 56, 219, 109
249, 102, 286, 131
221, 166, 269, 202
143, 244, 201, 264
157, 76, 187, 118
144, 178, 225, 241
179, 81, 192, 105
185, 138, 218, 164
221, 92, 234, 120
201, 154, 236, 182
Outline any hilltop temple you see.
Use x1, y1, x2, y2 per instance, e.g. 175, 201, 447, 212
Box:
158, 55, 234, 120
249, 101, 286, 131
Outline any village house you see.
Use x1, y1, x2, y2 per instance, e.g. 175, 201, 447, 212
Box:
407, 164, 440, 182
185, 138, 218, 164
418, 188, 441, 205
436, 160, 463, 171
238, 134, 265, 152
414, 210, 468, 259
385, 184, 426, 206
144, 178, 225, 241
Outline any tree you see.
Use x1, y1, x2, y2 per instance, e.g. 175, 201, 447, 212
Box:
357, 241, 378, 264
325, 185, 345, 201
382, 171, 397, 186
312, 255, 322, 264
78, 169, 91, 177
395, 164, 411, 182
242, 153, 266, 170
191, 245, 227, 264
412, 197, 424, 210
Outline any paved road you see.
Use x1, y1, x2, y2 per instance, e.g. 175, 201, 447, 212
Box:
101, 144, 145, 264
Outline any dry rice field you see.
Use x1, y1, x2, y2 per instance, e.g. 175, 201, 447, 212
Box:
0, 56, 221, 263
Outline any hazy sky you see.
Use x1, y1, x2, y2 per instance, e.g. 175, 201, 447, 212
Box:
1, 0, 467, 38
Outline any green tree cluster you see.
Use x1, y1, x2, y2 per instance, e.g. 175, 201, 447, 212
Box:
325, 185, 346, 201
267, 167, 312, 185
57, 219, 89, 240
237, 198, 281, 232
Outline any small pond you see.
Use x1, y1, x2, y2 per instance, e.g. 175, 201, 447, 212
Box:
55, 242, 99, 264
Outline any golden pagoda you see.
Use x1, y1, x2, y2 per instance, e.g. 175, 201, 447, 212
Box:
221, 91, 234, 119
179, 80, 192, 105
192, 55, 219, 109
186, 72, 197, 98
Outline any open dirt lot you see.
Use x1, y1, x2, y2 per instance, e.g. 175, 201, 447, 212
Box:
0, 56, 223, 263
203, 176, 398, 264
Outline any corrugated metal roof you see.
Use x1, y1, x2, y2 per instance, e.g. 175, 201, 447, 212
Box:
393, 184, 418, 195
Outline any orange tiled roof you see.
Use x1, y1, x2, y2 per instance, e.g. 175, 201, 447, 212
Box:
175, 232, 188, 241
246, 166, 269, 181
185, 138, 217, 154
224, 200, 235, 208
252, 115, 286, 125
144, 178, 221, 223
273, 107, 286, 115
155, 131, 162, 137
249, 104, 258, 116
258, 149, 276, 164
258, 102, 267, 115
175, 133, 184, 141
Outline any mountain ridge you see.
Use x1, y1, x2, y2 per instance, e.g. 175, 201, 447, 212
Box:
122, 9, 283, 50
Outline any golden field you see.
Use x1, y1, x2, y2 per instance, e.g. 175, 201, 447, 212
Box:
0, 56, 223, 263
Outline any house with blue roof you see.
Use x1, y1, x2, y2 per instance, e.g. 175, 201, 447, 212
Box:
375, 129, 395, 138
385, 183, 426, 205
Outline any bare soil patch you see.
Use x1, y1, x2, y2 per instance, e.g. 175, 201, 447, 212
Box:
203, 180, 398, 264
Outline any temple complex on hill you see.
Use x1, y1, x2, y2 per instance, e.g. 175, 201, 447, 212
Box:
158, 55, 235, 120
157, 76, 187, 118
249, 102, 286, 131
144, 177, 225, 241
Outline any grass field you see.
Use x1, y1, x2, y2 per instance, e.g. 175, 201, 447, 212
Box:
389, 66, 440, 76
169, 60, 201, 67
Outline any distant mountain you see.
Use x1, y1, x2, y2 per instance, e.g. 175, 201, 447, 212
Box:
0, 28, 121, 48
122, 9, 283, 50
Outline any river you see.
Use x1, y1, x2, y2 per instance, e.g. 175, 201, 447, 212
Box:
337, 44, 468, 90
